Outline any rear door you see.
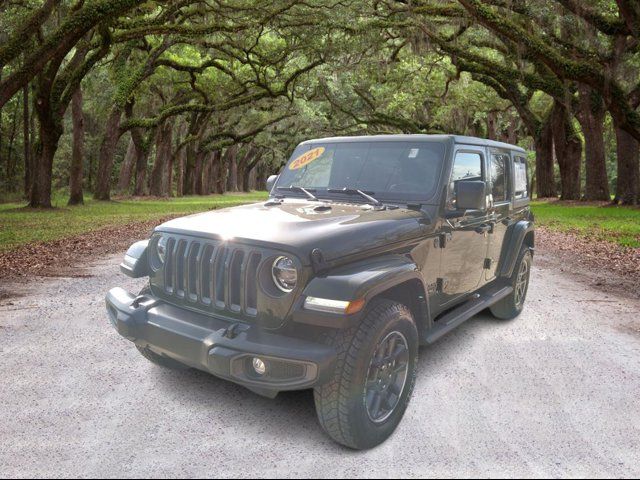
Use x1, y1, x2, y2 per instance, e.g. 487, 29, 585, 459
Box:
484, 149, 512, 281
438, 146, 491, 307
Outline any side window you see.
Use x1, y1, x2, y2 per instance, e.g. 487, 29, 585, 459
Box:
448, 151, 483, 209
514, 155, 529, 199
489, 153, 509, 202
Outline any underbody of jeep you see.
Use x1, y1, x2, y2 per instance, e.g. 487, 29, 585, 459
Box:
106, 134, 534, 449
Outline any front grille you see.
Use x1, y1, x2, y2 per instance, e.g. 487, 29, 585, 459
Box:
160, 237, 262, 317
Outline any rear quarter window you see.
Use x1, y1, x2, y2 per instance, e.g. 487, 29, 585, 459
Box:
514, 155, 529, 199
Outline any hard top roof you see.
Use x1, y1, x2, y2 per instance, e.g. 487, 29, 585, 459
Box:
300, 134, 527, 153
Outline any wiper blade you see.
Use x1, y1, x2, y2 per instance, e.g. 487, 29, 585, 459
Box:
276, 185, 319, 201
327, 187, 383, 207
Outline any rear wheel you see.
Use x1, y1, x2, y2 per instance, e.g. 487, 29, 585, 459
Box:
490, 246, 532, 320
314, 299, 418, 450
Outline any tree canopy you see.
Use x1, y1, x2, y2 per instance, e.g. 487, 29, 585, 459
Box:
0, 0, 638, 206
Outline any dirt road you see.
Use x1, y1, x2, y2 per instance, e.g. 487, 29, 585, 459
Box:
1, 252, 639, 478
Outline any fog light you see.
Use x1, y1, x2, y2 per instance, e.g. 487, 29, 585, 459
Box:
252, 357, 267, 376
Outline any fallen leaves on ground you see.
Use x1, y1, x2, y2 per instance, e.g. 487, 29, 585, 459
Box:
0, 217, 174, 280
536, 226, 640, 295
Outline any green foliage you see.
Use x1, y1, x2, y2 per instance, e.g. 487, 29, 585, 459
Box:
0, 0, 638, 207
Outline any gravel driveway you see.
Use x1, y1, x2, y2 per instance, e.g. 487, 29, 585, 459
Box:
1, 252, 639, 478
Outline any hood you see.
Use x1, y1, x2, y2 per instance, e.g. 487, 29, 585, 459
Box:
156, 199, 429, 265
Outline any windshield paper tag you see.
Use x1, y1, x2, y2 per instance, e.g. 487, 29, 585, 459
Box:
289, 147, 325, 170
408, 148, 419, 158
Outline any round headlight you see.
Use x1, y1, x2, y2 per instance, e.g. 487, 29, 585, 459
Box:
157, 236, 168, 264
272, 256, 297, 293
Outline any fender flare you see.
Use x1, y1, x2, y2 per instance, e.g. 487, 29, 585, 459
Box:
497, 220, 534, 278
294, 254, 429, 329
120, 240, 150, 278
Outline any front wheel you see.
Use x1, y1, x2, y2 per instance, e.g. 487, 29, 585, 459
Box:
490, 246, 532, 320
314, 299, 418, 450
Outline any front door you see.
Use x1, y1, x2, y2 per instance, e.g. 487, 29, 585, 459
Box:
438, 147, 490, 307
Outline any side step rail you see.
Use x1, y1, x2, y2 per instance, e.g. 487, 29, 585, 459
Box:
424, 284, 513, 344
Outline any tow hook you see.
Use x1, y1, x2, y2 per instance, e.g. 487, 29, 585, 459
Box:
131, 295, 157, 309
223, 323, 249, 339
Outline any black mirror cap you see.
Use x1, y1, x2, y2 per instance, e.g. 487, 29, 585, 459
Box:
266, 175, 278, 194
456, 180, 486, 211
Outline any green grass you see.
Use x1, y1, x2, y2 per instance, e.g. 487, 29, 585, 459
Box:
531, 200, 640, 248
0, 192, 267, 253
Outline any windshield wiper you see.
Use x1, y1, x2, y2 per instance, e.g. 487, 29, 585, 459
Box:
327, 187, 383, 207
276, 185, 319, 201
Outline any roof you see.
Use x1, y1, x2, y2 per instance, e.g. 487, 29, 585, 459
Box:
300, 134, 527, 153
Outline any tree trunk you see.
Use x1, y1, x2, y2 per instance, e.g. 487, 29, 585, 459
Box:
206, 151, 220, 194
534, 114, 556, 198
0, 69, 3, 178
93, 107, 123, 201
614, 125, 640, 205
227, 151, 238, 192
68, 88, 85, 205
551, 102, 582, 200
6, 98, 20, 188
194, 150, 206, 195
167, 145, 174, 197
200, 153, 211, 194
130, 126, 150, 196
249, 167, 257, 191
23, 84, 31, 197
116, 137, 136, 193
176, 146, 185, 197
183, 143, 197, 195
243, 150, 263, 192
256, 162, 268, 191
577, 86, 609, 201
486, 111, 498, 140
29, 75, 62, 208
211, 155, 221, 194
149, 121, 172, 197
505, 116, 518, 145
214, 149, 228, 194
220, 145, 238, 193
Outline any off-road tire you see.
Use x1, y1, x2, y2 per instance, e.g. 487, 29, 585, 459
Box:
135, 345, 190, 370
490, 246, 532, 320
313, 299, 419, 450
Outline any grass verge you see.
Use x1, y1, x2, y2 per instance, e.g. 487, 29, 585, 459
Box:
0, 192, 267, 253
531, 200, 640, 248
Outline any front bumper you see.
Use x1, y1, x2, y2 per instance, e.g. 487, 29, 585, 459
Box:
106, 287, 336, 397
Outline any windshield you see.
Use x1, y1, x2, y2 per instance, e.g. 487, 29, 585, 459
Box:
275, 141, 445, 203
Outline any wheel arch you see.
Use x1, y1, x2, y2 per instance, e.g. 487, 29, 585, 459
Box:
497, 220, 534, 278
297, 255, 430, 332
370, 279, 430, 339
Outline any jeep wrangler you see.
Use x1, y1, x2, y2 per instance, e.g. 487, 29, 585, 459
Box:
106, 135, 534, 450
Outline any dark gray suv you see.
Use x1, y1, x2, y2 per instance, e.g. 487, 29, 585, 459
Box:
106, 134, 534, 449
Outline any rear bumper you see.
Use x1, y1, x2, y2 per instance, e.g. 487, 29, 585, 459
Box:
106, 287, 336, 396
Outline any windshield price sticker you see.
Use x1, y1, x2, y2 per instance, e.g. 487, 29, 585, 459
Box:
289, 147, 325, 170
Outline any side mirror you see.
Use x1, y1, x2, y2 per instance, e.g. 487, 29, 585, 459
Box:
455, 180, 486, 211
266, 174, 278, 194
